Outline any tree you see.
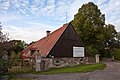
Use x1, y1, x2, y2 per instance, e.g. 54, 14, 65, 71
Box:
104, 24, 117, 56
0, 22, 9, 76
0, 22, 9, 43
114, 48, 120, 60
1, 40, 26, 57
104, 24, 117, 47
71, 2, 106, 56
0, 22, 9, 58
10, 40, 26, 54
71, 2, 117, 57
116, 32, 120, 48
116, 32, 120, 40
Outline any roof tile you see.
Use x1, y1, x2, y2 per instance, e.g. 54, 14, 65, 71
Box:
21, 24, 68, 58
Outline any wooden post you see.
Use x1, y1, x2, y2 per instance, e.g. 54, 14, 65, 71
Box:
35, 50, 41, 72
84, 57, 88, 64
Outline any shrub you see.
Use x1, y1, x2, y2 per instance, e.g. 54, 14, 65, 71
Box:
114, 49, 120, 60
0, 54, 9, 77
0, 59, 9, 77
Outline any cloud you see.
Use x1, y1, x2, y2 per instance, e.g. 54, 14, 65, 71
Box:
1, 0, 120, 43
0, 0, 10, 14
0, 14, 56, 43
97, 0, 120, 31
2, 21, 55, 43
66, 0, 120, 32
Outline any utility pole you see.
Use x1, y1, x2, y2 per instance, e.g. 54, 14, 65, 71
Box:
66, 12, 67, 23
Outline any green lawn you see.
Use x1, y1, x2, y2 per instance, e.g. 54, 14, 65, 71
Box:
33, 63, 106, 74
9, 63, 106, 80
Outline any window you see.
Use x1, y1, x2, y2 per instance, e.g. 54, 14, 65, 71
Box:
73, 47, 84, 57
31, 50, 35, 56
53, 59, 61, 66
56, 60, 60, 63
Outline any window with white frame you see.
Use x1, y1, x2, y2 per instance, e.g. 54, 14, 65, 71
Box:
73, 47, 84, 57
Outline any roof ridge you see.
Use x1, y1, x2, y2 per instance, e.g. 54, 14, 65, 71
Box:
45, 24, 68, 37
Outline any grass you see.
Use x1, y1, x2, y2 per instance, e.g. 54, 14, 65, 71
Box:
32, 63, 106, 74
9, 63, 106, 80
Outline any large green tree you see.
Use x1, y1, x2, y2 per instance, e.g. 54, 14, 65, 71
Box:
71, 2, 117, 56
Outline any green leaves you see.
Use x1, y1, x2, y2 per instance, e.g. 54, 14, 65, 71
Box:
114, 48, 120, 60
72, 2, 117, 57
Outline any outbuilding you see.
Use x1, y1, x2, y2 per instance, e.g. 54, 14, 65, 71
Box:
20, 22, 88, 70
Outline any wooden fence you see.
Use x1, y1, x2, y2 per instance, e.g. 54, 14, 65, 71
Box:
0, 58, 35, 73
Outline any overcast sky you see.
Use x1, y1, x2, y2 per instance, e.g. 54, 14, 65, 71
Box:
0, 0, 120, 43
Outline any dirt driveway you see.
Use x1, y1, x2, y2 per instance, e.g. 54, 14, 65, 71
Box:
18, 61, 120, 80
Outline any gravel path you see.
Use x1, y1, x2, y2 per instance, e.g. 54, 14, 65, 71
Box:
17, 61, 120, 80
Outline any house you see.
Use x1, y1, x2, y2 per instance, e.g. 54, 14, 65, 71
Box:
20, 22, 88, 69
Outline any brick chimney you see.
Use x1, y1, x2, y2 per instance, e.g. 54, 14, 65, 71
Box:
46, 30, 51, 36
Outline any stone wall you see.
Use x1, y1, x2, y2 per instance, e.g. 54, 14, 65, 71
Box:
33, 57, 97, 71
43, 57, 88, 69
88, 57, 96, 63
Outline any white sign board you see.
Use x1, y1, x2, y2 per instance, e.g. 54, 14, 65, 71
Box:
73, 47, 84, 57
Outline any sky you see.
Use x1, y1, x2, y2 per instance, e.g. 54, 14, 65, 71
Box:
0, 0, 120, 43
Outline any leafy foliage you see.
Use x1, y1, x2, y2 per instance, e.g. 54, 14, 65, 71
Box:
0, 23, 10, 76
0, 22, 26, 76
114, 48, 120, 60
71, 2, 117, 57
9, 40, 26, 54
0, 59, 9, 75
0, 23, 9, 58
116, 32, 120, 48
104, 24, 117, 47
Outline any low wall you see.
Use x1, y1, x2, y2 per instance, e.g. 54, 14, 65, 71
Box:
88, 57, 96, 63
43, 57, 88, 69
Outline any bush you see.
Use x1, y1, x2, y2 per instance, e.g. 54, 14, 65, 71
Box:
100, 49, 111, 58
0, 59, 9, 77
114, 49, 120, 60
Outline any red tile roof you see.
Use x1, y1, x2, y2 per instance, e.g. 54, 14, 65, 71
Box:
21, 24, 68, 58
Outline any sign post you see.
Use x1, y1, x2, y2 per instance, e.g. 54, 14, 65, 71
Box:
35, 50, 41, 72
